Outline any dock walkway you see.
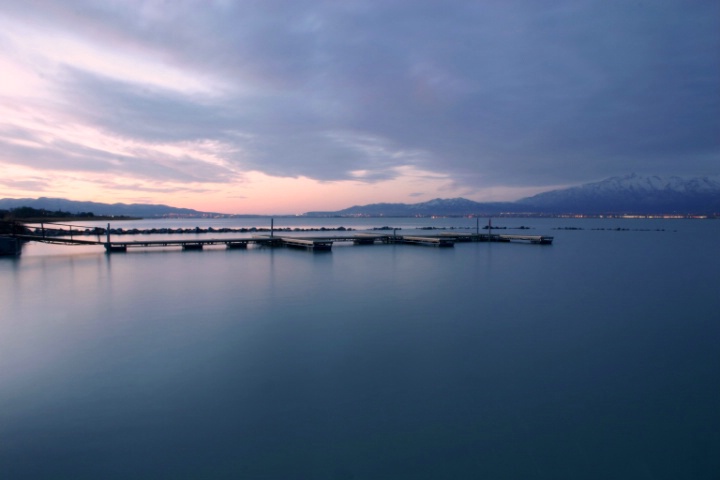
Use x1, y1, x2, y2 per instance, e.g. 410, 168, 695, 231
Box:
6, 223, 553, 254
439, 232, 554, 244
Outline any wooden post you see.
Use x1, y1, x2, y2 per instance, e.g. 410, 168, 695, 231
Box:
41, 222, 45, 238
271, 218, 274, 238
106, 223, 111, 244
488, 217, 492, 241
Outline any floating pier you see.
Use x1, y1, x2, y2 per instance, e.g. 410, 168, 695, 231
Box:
439, 232, 554, 244
395, 235, 455, 247
352, 233, 389, 245
5, 219, 553, 255
253, 235, 333, 251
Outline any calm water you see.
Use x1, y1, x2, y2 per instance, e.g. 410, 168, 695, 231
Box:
1, 218, 718, 479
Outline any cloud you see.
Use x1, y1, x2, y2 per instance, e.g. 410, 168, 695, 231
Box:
0, 0, 718, 205
0, 178, 53, 191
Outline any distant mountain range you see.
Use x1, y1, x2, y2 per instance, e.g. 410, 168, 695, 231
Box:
2, 174, 719, 218
308, 197, 522, 217
306, 174, 720, 216
0, 197, 216, 218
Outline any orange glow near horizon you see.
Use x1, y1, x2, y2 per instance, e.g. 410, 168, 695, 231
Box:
0, 164, 558, 215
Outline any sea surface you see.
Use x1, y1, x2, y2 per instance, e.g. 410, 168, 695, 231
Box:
1, 217, 718, 479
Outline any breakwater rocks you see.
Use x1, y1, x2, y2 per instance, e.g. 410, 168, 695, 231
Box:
28, 225, 361, 237
553, 227, 667, 231
25, 224, 537, 237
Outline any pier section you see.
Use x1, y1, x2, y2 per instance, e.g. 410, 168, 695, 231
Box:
7, 220, 553, 256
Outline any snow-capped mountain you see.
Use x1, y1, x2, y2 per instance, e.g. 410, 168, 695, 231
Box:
517, 174, 720, 214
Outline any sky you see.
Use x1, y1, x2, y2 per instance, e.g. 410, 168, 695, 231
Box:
1, 0, 718, 214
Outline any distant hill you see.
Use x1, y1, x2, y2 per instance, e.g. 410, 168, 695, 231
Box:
305, 174, 720, 216
0, 197, 219, 218
307, 198, 522, 217
304, 198, 533, 217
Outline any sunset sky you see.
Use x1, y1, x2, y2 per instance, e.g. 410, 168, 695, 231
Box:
1, 0, 718, 214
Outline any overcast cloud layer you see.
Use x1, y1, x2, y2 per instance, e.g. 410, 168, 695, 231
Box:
1, 0, 718, 211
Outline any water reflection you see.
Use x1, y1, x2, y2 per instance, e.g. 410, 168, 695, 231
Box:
1, 219, 719, 479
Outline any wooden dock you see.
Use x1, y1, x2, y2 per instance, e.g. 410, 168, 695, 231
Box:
103, 238, 252, 252
6, 222, 553, 255
395, 235, 455, 247
439, 232, 554, 244
253, 235, 333, 250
